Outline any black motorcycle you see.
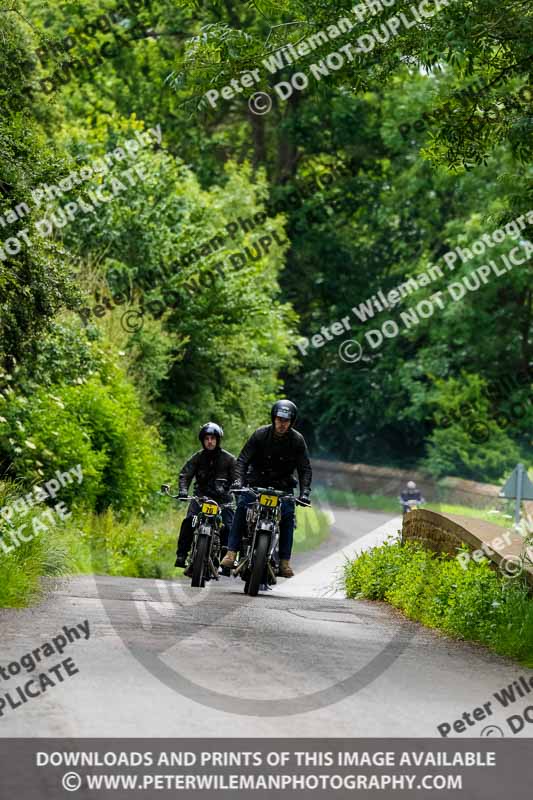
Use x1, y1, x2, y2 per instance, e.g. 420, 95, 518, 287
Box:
233, 487, 308, 597
160, 485, 229, 588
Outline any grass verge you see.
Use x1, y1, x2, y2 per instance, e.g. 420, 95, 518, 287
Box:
293, 505, 331, 553
1, 499, 331, 607
344, 539, 533, 666
313, 486, 512, 526
0, 483, 74, 607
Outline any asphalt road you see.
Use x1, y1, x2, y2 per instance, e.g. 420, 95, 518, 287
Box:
1, 506, 532, 738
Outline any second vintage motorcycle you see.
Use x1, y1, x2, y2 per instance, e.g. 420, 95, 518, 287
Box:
161, 485, 230, 588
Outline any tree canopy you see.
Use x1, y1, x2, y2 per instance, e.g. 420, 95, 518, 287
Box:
0, 0, 531, 501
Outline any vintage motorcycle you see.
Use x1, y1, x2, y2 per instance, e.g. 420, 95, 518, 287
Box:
232, 486, 309, 597
400, 497, 424, 515
160, 485, 230, 588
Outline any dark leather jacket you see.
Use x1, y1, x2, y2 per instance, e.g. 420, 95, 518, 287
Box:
234, 425, 312, 494
400, 489, 423, 503
179, 448, 236, 503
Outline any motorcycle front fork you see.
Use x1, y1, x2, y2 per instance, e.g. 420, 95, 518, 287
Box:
234, 537, 278, 585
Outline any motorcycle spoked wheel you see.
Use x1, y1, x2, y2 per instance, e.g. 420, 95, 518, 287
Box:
245, 533, 270, 597
191, 534, 209, 588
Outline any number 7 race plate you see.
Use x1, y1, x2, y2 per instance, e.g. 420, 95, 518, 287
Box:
259, 494, 278, 507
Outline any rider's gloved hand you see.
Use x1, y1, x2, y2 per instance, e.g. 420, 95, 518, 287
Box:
298, 491, 311, 506
178, 490, 188, 500
230, 480, 243, 492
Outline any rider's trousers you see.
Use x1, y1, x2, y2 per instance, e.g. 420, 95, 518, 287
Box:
227, 491, 295, 560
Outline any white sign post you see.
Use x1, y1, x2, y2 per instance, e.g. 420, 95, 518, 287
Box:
500, 463, 533, 525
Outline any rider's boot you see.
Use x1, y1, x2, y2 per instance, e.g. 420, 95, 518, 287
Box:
279, 559, 294, 578
221, 550, 237, 568
175, 554, 187, 568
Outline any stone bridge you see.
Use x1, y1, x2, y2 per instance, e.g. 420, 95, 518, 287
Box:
402, 509, 533, 590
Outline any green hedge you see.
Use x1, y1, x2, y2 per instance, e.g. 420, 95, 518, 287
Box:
0, 372, 166, 514
344, 540, 533, 666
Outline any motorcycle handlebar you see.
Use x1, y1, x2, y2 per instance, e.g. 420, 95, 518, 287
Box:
182, 495, 229, 505
161, 489, 231, 507
232, 487, 311, 506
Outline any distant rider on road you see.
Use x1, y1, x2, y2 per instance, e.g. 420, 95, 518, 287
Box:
400, 480, 424, 514
175, 423, 236, 571
221, 400, 312, 578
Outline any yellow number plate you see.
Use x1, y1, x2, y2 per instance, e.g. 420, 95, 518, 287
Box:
201, 502, 218, 515
259, 494, 278, 507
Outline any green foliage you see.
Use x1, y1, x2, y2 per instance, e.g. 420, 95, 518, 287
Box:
345, 540, 533, 665
425, 424, 521, 482
69, 507, 181, 579
61, 145, 297, 456
0, 341, 167, 513
1, 0, 532, 609
0, 483, 73, 607
0, 5, 80, 370
424, 373, 522, 480
292, 505, 330, 552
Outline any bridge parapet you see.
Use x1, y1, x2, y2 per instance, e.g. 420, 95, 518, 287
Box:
402, 509, 533, 589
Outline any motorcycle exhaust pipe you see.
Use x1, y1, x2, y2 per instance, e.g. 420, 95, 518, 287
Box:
233, 557, 249, 576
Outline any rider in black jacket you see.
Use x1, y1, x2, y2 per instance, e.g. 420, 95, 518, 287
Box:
221, 400, 312, 578
399, 480, 424, 514
174, 423, 236, 570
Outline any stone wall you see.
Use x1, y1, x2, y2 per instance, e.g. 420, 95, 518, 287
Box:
312, 458, 533, 513
402, 509, 533, 590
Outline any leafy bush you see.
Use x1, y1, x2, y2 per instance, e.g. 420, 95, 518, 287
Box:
425, 373, 522, 481
65, 508, 183, 580
0, 369, 166, 514
344, 539, 533, 665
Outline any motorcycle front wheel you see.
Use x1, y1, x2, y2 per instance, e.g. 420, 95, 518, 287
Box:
246, 533, 270, 597
191, 534, 209, 588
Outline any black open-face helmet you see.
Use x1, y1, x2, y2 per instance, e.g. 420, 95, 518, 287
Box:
199, 422, 223, 447
271, 399, 298, 427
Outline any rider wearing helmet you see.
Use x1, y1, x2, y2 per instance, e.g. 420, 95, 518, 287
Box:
174, 423, 236, 570
400, 480, 424, 514
221, 400, 312, 578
